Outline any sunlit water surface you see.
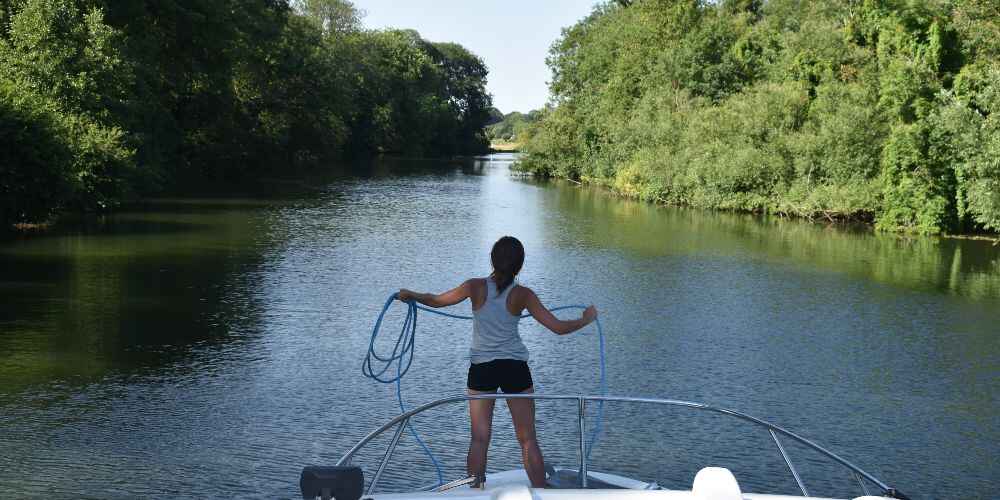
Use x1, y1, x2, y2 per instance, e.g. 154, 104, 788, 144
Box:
1, 155, 997, 499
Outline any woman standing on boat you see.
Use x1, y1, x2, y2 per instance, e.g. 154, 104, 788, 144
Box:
398, 236, 598, 489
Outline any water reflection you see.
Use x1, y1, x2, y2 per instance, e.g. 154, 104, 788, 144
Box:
534, 179, 1000, 301
0, 154, 996, 498
0, 207, 273, 396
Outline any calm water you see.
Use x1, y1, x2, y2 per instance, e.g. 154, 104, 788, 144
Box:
1, 154, 997, 499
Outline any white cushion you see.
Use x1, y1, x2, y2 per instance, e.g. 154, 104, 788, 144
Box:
692, 467, 743, 500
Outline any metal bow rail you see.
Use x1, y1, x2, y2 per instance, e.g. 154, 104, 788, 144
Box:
335, 394, 908, 499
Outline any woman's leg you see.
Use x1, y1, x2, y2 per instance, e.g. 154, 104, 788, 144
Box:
467, 389, 495, 485
506, 386, 546, 488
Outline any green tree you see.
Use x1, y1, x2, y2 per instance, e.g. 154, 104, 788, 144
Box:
430, 42, 492, 154
0, 81, 75, 226
0, 0, 134, 213
522, 0, 1000, 234
487, 111, 544, 143
946, 63, 1000, 231
296, 0, 362, 36
0, 0, 496, 229
1, 0, 130, 121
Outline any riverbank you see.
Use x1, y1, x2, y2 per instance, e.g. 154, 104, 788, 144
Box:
1, 2, 493, 231
518, 0, 1000, 236
490, 141, 523, 152
523, 167, 1000, 243
1, 154, 485, 238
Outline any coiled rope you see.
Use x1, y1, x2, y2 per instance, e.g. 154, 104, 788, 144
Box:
362, 292, 606, 486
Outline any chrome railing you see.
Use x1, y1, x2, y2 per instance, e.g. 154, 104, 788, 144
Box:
335, 394, 907, 498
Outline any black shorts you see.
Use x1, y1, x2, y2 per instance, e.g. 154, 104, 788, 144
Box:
467, 359, 533, 393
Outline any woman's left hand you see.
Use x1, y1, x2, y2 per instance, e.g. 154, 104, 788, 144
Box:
397, 289, 416, 302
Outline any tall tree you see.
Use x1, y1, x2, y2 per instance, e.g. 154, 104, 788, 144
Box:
522, 0, 1000, 234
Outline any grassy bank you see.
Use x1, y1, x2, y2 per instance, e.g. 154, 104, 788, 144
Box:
490, 141, 523, 152
521, 168, 999, 243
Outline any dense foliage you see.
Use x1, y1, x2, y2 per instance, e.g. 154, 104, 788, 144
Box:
486, 109, 541, 143
0, 0, 492, 227
520, 0, 1000, 234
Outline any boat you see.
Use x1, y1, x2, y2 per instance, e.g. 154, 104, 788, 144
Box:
299, 394, 910, 500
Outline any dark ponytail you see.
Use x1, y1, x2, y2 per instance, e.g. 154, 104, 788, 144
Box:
490, 236, 524, 293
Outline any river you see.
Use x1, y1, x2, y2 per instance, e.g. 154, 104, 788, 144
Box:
0, 154, 997, 498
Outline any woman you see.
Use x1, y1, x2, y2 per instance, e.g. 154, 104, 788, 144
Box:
398, 236, 597, 489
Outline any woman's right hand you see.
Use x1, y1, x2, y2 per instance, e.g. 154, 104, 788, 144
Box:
582, 305, 598, 324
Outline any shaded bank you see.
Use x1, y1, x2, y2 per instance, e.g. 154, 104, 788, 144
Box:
0, 0, 492, 230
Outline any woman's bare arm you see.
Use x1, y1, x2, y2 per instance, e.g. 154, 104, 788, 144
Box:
523, 287, 597, 335
398, 280, 473, 308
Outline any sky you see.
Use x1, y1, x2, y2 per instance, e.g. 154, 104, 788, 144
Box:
353, 0, 600, 114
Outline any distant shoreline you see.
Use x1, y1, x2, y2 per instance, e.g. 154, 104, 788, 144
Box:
490, 142, 522, 153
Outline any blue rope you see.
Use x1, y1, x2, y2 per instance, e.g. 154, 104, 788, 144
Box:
362, 293, 606, 486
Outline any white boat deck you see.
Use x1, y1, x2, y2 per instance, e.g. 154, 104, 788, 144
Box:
369, 468, 895, 500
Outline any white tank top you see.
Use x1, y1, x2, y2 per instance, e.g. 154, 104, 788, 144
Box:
470, 278, 529, 364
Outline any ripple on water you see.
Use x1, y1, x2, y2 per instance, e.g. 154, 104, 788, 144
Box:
0, 155, 997, 498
